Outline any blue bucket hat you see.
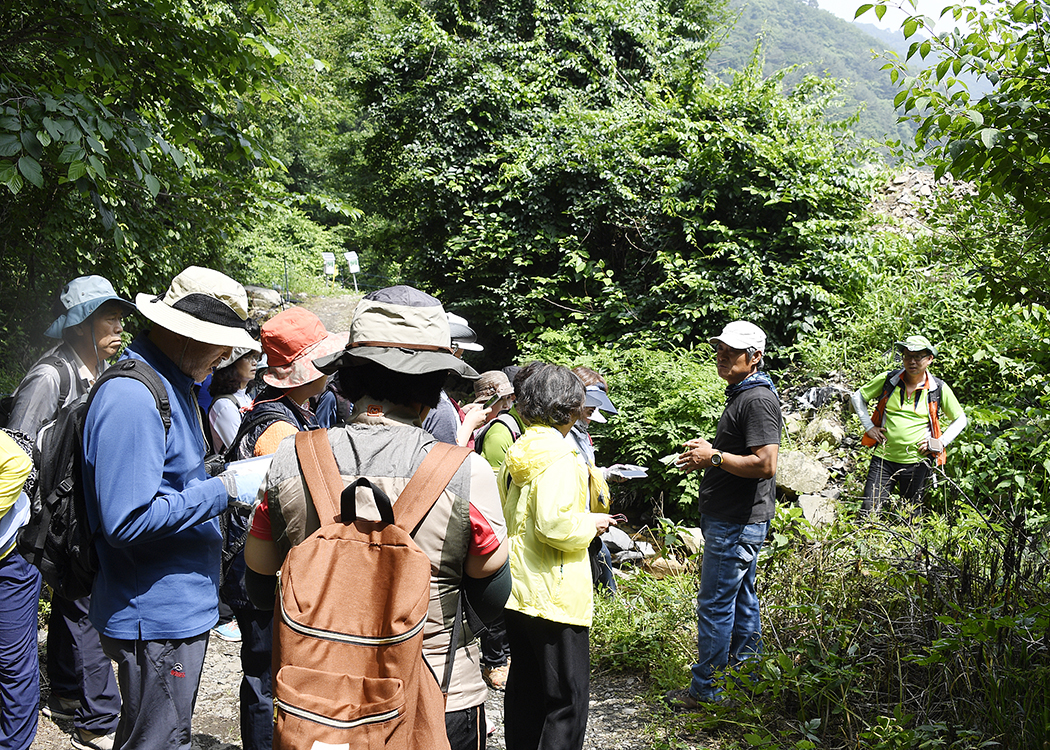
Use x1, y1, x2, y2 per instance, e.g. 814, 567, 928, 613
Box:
45, 276, 136, 339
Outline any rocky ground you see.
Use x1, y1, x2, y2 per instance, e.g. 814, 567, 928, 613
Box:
31, 634, 656, 749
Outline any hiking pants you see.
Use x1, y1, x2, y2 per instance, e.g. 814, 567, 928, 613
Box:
100, 631, 208, 750
232, 606, 273, 750
445, 703, 486, 750
504, 609, 589, 750
479, 614, 510, 669
862, 456, 931, 513
47, 593, 121, 735
0, 552, 41, 750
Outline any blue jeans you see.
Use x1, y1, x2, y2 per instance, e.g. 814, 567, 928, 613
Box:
689, 515, 770, 701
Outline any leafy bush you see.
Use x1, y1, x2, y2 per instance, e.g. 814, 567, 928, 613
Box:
519, 325, 725, 519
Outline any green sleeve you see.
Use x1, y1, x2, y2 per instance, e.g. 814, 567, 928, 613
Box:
939, 382, 964, 423
480, 422, 515, 473
858, 372, 890, 402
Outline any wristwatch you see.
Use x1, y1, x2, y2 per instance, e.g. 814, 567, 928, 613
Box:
710, 451, 724, 467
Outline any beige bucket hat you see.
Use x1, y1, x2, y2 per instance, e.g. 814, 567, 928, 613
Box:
136, 267, 260, 351
314, 286, 479, 380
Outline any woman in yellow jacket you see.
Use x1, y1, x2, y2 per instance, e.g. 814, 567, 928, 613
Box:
498, 363, 615, 750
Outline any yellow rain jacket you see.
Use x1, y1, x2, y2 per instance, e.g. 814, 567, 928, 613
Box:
499, 425, 597, 627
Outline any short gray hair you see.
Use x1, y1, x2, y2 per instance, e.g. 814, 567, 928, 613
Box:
516, 364, 584, 428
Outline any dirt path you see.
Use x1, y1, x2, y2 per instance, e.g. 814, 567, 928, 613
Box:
32, 634, 654, 749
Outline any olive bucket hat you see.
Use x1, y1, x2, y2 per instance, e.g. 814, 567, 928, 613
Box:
314, 285, 479, 380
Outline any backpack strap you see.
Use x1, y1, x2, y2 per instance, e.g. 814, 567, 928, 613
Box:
294, 429, 343, 523
225, 406, 298, 463
40, 355, 74, 407
87, 360, 172, 435
394, 442, 472, 534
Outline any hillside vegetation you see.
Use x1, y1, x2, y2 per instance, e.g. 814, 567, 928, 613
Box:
2, 0, 1049, 745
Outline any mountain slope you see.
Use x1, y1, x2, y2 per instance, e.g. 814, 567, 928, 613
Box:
707, 0, 913, 142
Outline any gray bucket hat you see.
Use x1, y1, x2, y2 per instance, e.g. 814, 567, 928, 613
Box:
45, 275, 136, 339
314, 286, 479, 380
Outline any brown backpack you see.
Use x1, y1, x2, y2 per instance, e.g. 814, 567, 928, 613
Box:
273, 429, 471, 750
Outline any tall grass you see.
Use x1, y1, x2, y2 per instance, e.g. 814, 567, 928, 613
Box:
591, 495, 1050, 748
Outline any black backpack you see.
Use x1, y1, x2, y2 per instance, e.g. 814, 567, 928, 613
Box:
17, 359, 171, 600
0, 354, 74, 429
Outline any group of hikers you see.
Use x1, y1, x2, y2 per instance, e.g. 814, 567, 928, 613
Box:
0, 267, 967, 750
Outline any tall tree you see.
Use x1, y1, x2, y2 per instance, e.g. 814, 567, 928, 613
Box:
0, 0, 311, 363
860, 0, 1050, 308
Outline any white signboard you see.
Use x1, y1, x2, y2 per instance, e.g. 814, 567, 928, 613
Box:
321, 252, 336, 276
345, 251, 360, 274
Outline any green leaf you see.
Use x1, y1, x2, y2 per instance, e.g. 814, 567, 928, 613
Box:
980, 128, 1000, 148
144, 173, 161, 198
0, 134, 21, 157
0, 116, 20, 131
67, 160, 87, 181
855, 3, 874, 18
17, 155, 43, 188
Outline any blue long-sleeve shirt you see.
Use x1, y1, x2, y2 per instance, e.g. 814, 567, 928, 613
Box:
83, 333, 229, 640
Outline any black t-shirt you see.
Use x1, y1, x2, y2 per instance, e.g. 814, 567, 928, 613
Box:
698, 386, 782, 524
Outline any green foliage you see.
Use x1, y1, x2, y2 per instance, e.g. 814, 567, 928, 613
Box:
591, 571, 699, 688
324, 0, 884, 359
619, 502, 1050, 748
859, 0, 1050, 309
229, 205, 348, 297
519, 325, 725, 518
709, 0, 917, 143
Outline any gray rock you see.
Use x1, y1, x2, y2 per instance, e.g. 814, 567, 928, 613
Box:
799, 494, 837, 526
803, 416, 846, 446
776, 449, 829, 497
245, 284, 282, 310
601, 526, 634, 553
678, 527, 703, 555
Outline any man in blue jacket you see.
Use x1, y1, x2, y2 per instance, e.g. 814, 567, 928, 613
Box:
82, 267, 262, 750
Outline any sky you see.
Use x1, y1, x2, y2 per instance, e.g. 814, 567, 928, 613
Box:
817, 0, 970, 32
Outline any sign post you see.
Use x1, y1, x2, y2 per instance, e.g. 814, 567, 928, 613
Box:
322, 252, 336, 292
344, 251, 360, 292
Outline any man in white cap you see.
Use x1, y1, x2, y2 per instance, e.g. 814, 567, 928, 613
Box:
6, 275, 133, 749
81, 267, 263, 750
666, 321, 781, 710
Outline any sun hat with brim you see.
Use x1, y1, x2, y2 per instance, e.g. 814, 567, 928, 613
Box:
314, 285, 479, 380
584, 384, 618, 415
136, 266, 260, 351
261, 307, 348, 389
45, 275, 136, 339
216, 347, 258, 371
448, 312, 484, 352
895, 334, 937, 357
709, 320, 766, 351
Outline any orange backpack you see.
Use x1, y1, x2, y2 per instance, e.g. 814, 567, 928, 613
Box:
273, 430, 470, 750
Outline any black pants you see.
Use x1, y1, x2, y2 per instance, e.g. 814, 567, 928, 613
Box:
232, 607, 273, 750
862, 456, 931, 513
480, 614, 510, 668
445, 703, 486, 750
503, 609, 589, 750
46, 594, 121, 734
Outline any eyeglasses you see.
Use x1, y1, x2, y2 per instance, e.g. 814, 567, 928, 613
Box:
901, 352, 931, 362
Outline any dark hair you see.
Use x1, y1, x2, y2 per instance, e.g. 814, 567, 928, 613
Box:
336, 362, 447, 409
512, 360, 545, 397
209, 361, 244, 398
516, 364, 584, 428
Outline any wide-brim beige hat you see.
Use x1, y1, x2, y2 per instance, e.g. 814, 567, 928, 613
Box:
136, 266, 260, 351
314, 285, 479, 380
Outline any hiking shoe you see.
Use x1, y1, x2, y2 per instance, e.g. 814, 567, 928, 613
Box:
212, 620, 241, 642
664, 688, 702, 712
42, 695, 81, 721
482, 663, 510, 691
71, 728, 116, 750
